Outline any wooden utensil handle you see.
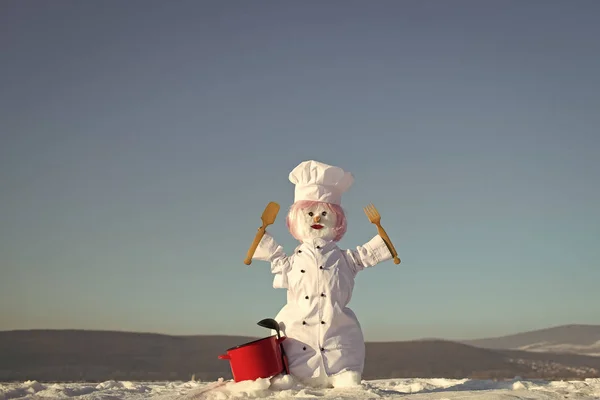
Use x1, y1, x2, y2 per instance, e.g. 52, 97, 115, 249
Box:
376, 224, 401, 264
244, 226, 266, 265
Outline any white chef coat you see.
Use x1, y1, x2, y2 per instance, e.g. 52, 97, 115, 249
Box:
253, 232, 393, 380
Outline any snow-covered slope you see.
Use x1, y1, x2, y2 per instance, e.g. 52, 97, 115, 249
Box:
462, 325, 600, 356
515, 340, 600, 356
3, 377, 600, 400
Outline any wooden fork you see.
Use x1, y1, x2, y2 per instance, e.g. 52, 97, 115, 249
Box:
363, 203, 401, 264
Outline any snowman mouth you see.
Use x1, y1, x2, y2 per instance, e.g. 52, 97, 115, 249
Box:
311, 224, 324, 230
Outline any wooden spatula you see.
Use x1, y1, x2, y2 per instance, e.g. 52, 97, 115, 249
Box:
244, 202, 280, 265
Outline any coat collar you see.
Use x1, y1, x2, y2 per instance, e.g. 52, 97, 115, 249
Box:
298, 237, 336, 249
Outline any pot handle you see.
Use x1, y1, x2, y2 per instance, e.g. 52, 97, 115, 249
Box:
277, 336, 287, 344
218, 354, 230, 360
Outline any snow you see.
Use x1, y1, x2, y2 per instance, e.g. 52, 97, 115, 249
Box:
516, 340, 600, 356
3, 377, 600, 400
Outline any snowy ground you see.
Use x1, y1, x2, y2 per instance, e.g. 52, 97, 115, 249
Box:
2, 377, 600, 400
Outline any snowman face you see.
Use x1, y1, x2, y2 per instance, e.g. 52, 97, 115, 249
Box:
293, 203, 338, 242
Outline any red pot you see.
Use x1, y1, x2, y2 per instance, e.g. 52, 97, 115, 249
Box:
218, 335, 287, 382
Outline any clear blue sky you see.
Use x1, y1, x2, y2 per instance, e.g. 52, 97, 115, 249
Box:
1, 0, 599, 342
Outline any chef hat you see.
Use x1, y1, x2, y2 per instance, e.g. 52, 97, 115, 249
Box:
288, 160, 354, 205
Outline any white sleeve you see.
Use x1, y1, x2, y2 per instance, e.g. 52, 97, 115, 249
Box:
253, 231, 292, 289
343, 235, 393, 274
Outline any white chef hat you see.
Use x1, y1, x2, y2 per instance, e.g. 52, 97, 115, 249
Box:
288, 160, 354, 205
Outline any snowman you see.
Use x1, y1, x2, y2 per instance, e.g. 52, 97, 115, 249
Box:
252, 160, 397, 388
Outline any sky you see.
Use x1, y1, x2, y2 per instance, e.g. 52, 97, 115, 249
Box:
1, 0, 599, 342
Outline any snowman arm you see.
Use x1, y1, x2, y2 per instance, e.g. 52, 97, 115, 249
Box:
252, 231, 292, 289
344, 235, 393, 273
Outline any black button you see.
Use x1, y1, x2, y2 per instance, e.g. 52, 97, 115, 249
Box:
305, 296, 309, 299
321, 321, 325, 324
319, 266, 324, 270
298, 250, 302, 253
320, 347, 325, 351
316, 246, 321, 249
302, 321, 307, 325
321, 293, 326, 297
301, 270, 305, 273
303, 346, 307, 351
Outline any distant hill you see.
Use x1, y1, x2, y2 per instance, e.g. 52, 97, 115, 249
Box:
0, 330, 255, 382
1, 329, 600, 382
461, 324, 600, 356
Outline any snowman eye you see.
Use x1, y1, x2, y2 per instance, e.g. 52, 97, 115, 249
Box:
321, 211, 327, 216
308, 212, 314, 217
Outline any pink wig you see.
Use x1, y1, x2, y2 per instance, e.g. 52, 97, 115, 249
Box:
286, 200, 347, 242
